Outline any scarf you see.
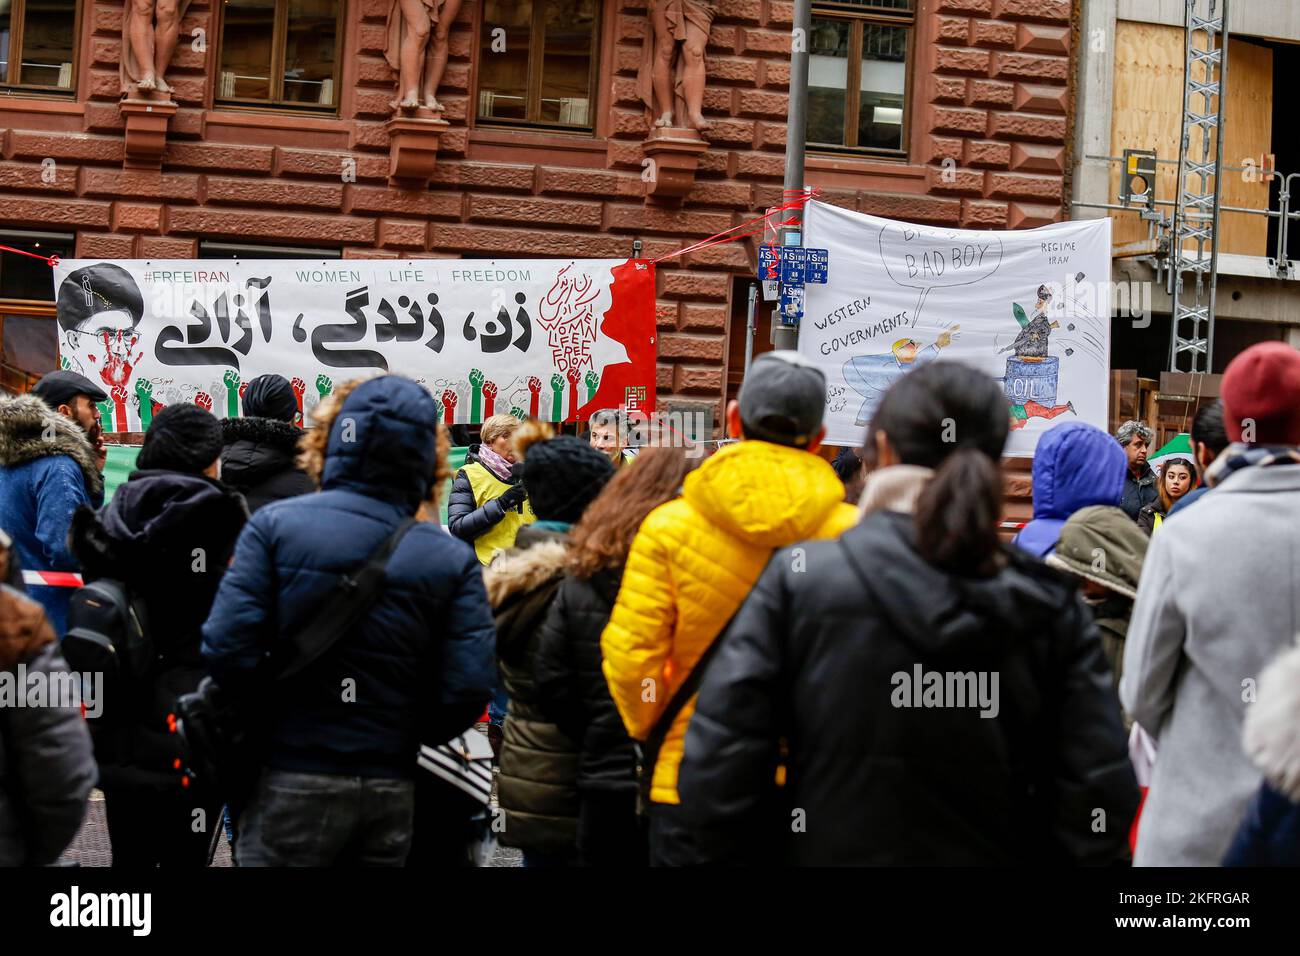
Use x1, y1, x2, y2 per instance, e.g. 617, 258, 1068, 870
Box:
1203, 443, 1300, 489
858, 465, 934, 517
477, 444, 514, 483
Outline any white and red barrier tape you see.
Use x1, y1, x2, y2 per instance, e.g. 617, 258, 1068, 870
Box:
21, 570, 85, 588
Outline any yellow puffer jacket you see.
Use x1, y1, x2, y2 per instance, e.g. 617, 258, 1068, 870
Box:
600, 440, 858, 804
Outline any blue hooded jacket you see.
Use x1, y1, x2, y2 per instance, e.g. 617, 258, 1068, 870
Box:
1013, 422, 1127, 558
0, 394, 103, 636
201, 375, 496, 778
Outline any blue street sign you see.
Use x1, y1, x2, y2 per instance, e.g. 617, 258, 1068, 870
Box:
779, 283, 804, 324
758, 245, 780, 282
806, 248, 829, 284
780, 246, 808, 285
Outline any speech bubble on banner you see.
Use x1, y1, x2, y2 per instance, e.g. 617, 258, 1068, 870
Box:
878, 224, 1003, 328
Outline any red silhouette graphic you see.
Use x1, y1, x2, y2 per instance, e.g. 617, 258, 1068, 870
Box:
483, 380, 498, 418
195, 391, 213, 412
109, 384, 130, 433
441, 388, 458, 425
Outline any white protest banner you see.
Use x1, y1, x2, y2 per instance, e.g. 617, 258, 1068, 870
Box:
51, 258, 656, 434
799, 201, 1111, 455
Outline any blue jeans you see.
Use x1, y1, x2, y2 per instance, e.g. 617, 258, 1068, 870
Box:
236, 769, 415, 867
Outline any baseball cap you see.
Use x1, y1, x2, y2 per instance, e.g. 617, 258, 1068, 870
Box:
738, 350, 827, 447
31, 370, 108, 409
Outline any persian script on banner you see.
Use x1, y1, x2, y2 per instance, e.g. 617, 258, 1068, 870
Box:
798, 202, 1112, 456
50, 259, 656, 433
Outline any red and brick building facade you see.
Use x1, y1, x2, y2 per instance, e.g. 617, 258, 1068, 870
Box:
0, 0, 1077, 428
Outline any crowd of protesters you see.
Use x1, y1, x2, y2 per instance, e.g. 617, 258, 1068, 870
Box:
1, 339, 1299, 867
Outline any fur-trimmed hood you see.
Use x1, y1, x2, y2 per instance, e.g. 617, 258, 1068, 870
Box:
1243, 643, 1300, 802
484, 527, 569, 667
221, 416, 305, 488
484, 533, 569, 607
0, 393, 102, 498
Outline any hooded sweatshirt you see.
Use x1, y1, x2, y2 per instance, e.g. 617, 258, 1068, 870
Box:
601, 439, 858, 804
1014, 421, 1127, 558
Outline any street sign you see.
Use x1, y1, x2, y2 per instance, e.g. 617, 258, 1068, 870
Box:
779, 283, 804, 324
780, 246, 808, 285
806, 247, 829, 283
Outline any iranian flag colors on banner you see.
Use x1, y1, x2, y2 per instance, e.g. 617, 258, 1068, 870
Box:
50, 258, 657, 433
798, 201, 1112, 456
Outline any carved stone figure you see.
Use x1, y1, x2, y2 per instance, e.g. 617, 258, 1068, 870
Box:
637, 0, 716, 132
120, 0, 193, 96
384, 0, 463, 112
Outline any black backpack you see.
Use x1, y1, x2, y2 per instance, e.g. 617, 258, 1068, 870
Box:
63, 579, 155, 718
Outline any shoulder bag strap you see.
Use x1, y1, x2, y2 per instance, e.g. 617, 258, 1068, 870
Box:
277, 518, 418, 681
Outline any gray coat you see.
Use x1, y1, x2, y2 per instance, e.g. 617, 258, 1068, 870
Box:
0, 641, 97, 866
1121, 462, 1300, 865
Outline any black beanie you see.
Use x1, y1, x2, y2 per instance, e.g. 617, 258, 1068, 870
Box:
242, 373, 299, 422
138, 403, 224, 474
520, 435, 615, 524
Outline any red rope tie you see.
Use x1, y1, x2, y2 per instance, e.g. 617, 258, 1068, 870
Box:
0, 244, 60, 266
652, 189, 821, 264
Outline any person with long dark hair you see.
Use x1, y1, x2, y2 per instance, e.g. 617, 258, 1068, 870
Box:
1136, 458, 1196, 535
533, 447, 697, 866
676, 361, 1138, 865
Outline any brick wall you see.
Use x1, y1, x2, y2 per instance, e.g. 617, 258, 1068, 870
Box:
0, 0, 1078, 425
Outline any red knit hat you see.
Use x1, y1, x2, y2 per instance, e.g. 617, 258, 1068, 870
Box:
1221, 342, 1300, 445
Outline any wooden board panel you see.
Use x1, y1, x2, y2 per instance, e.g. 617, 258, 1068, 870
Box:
1220, 38, 1273, 257
1110, 22, 1184, 250
1109, 24, 1274, 256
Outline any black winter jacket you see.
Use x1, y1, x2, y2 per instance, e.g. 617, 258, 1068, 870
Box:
535, 567, 637, 793
447, 445, 523, 543
678, 510, 1139, 866
220, 417, 315, 513
69, 469, 249, 789
1120, 465, 1159, 520
486, 526, 580, 857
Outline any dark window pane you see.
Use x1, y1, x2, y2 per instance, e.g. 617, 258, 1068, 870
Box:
808, 18, 850, 146
858, 23, 906, 150
0, 240, 72, 300
816, 0, 912, 10
0, 13, 13, 84
220, 0, 276, 100
479, 0, 533, 122
283, 0, 338, 105
17, 0, 77, 87
538, 0, 596, 126
2, 314, 57, 379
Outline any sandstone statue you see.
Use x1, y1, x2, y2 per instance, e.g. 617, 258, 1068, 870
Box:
385, 0, 463, 112
637, 0, 716, 132
120, 0, 193, 96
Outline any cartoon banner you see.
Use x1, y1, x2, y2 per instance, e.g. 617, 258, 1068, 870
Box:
51, 258, 656, 433
798, 202, 1112, 455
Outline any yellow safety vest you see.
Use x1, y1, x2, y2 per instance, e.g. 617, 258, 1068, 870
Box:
463, 462, 535, 566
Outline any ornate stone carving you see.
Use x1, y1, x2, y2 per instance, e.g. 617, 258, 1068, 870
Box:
386, 110, 451, 184
384, 0, 463, 113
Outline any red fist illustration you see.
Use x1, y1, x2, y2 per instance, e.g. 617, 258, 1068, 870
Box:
482, 381, 498, 400
527, 376, 542, 395
110, 384, 129, 404
440, 388, 458, 424
291, 377, 307, 399
239, 380, 249, 399
566, 367, 582, 385
195, 391, 213, 412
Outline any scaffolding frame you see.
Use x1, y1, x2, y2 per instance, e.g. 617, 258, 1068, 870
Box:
1168, 0, 1230, 374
